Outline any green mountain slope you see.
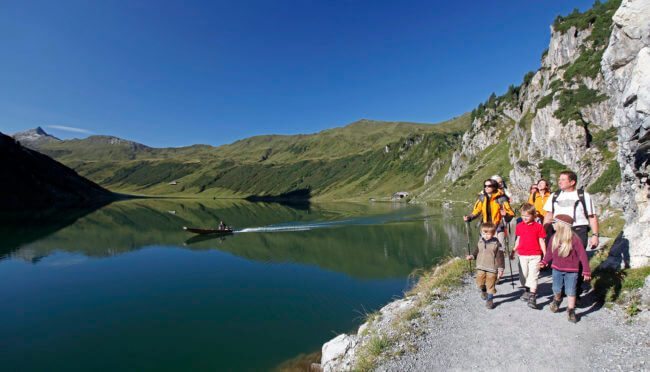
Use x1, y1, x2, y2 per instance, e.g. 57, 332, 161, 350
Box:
33, 115, 471, 200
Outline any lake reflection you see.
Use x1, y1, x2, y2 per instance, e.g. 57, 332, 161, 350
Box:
0, 199, 469, 371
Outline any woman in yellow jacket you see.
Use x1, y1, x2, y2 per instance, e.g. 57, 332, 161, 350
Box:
528, 179, 550, 222
463, 178, 515, 249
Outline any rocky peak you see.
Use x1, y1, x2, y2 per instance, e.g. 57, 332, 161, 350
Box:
12, 127, 61, 149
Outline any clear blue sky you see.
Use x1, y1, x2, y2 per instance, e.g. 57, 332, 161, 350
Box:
1, 0, 595, 147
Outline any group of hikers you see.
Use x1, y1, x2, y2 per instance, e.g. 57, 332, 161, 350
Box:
463, 171, 598, 323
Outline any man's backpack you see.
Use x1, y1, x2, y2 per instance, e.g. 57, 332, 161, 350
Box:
551, 187, 589, 221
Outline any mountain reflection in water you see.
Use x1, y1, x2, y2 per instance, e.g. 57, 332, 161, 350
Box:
3, 199, 468, 278
0, 199, 473, 371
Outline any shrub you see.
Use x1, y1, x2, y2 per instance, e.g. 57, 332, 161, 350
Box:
539, 159, 567, 181
523, 71, 535, 86
553, 0, 621, 36
587, 160, 621, 194
591, 127, 617, 157
563, 48, 605, 81
554, 85, 608, 125
536, 93, 555, 110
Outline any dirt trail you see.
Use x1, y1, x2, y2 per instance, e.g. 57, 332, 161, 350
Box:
377, 258, 650, 371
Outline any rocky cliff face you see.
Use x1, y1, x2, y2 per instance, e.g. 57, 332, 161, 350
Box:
439, 1, 620, 203
602, 0, 650, 267
432, 0, 649, 266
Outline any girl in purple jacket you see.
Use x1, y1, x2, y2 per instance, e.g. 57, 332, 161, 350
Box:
539, 214, 591, 323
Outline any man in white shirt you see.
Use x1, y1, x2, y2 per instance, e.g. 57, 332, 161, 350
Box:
543, 170, 599, 301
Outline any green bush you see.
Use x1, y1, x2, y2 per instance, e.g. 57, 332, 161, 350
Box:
587, 160, 621, 194
523, 71, 535, 86
539, 159, 567, 181
553, 0, 621, 36
554, 85, 608, 125
549, 79, 564, 92
564, 48, 605, 81
536, 93, 555, 110
591, 127, 617, 158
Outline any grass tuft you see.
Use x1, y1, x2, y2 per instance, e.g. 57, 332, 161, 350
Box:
355, 334, 395, 372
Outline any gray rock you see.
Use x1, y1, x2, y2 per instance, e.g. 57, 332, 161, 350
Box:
321, 334, 357, 372
603, 0, 650, 268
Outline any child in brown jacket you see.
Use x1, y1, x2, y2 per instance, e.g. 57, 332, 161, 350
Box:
466, 222, 505, 309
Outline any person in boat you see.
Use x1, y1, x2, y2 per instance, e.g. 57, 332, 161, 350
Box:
218, 221, 226, 230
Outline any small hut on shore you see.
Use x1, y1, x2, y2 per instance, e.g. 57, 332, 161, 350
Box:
391, 191, 409, 201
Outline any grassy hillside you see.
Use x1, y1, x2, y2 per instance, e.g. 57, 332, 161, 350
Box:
0, 132, 116, 211
36, 115, 471, 200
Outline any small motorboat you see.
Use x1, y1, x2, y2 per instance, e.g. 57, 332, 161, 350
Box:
182, 226, 234, 235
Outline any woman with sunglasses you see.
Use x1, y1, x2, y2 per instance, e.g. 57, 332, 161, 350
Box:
463, 178, 515, 250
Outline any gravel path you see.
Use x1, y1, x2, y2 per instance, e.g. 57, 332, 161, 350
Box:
377, 258, 650, 371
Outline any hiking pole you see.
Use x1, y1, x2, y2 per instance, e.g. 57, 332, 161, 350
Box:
508, 222, 521, 289
503, 219, 515, 289
464, 221, 472, 272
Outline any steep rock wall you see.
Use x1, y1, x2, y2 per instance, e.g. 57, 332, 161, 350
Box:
602, 0, 650, 267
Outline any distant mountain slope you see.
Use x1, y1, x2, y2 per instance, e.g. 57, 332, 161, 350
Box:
22, 115, 471, 200
35, 135, 154, 161
12, 126, 60, 148
0, 132, 116, 210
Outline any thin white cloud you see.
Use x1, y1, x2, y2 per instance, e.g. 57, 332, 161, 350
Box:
47, 125, 93, 134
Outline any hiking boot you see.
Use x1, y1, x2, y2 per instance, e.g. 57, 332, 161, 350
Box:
549, 298, 561, 313
480, 291, 488, 300
527, 293, 537, 310
520, 291, 531, 301
567, 308, 578, 323
486, 299, 494, 309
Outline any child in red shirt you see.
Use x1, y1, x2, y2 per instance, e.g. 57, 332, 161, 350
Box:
511, 203, 546, 309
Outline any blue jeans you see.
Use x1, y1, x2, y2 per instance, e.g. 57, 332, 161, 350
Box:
552, 269, 578, 296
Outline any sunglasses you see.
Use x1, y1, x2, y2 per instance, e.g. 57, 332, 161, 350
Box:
484, 184, 495, 188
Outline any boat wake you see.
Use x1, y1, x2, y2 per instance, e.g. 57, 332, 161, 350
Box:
236, 220, 348, 234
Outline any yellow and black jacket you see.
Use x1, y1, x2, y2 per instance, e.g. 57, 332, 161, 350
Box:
468, 190, 515, 228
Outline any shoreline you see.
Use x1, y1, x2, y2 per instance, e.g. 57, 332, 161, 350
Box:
316, 257, 469, 371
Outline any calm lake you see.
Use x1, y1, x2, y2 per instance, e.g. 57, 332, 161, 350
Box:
0, 199, 469, 371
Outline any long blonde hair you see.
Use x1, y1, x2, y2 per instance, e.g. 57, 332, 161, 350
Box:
552, 222, 573, 258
